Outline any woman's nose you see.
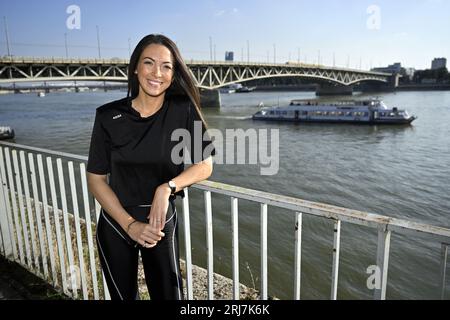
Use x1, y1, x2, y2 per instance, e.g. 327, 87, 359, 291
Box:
152, 65, 162, 76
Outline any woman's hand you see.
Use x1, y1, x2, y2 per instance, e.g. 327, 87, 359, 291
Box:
127, 221, 165, 248
147, 184, 172, 231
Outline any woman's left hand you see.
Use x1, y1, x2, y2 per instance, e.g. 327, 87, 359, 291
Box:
148, 184, 171, 231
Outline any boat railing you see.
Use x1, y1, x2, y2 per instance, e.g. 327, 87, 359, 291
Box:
0, 141, 449, 300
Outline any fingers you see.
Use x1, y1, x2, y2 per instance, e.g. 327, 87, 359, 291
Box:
129, 219, 166, 249
136, 225, 165, 249
141, 229, 164, 243
138, 239, 157, 249
148, 209, 168, 231
147, 196, 170, 231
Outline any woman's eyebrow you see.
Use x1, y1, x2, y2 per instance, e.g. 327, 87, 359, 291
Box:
142, 56, 173, 64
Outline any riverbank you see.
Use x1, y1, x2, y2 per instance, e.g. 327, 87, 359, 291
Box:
396, 83, 450, 91
0, 255, 67, 300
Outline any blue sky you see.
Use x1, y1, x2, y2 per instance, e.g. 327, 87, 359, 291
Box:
0, 0, 449, 70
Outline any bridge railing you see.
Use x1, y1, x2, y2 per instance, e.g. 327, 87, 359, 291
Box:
0, 56, 130, 64
1, 56, 391, 75
0, 141, 448, 300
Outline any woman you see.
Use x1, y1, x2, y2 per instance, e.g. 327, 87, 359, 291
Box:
87, 34, 214, 300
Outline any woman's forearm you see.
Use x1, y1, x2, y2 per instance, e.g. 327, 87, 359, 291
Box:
87, 173, 135, 230
170, 157, 213, 193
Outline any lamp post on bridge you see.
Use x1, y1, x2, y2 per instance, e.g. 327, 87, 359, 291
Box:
247, 40, 250, 64
209, 36, 213, 61
3, 16, 11, 57
64, 33, 69, 58
96, 25, 101, 59
273, 44, 276, 64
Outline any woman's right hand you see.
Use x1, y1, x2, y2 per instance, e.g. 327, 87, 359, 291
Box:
127, 221, 165, 248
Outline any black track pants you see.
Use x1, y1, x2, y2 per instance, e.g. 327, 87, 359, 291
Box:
96, 201, 183, 300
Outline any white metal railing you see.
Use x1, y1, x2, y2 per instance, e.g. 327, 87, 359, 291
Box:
0, 141, 449, 300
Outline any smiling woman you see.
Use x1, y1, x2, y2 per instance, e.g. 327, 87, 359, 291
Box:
86, 34, 215, 300
132, 44, 175, 115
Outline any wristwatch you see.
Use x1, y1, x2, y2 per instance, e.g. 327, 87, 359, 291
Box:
168, 180, 176, 195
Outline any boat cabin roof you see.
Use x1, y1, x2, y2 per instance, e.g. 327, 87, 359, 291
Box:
290, 99, 382, 107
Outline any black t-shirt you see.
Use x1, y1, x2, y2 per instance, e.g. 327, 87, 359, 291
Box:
87, 95, 214, 207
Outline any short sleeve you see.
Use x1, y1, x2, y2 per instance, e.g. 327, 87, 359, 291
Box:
87, 111, 111, 174
186, 103, 215, 164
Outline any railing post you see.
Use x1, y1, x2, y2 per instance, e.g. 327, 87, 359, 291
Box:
28, 153, 49, 279
5, 148, 25, 265
68, 161, 88, 299
182, 187, 193, 300
260, 203, 268, 300
37, 154, 58, 285
331, 219, 341, 300
231, 197, 239, 300
19, 151, 40, 272
0, 147, 14, 258
374, 226, 391, 300
440, 243, 449, 300
56, 158, 76, 298
294, 212, 302, 300
79, 163, 100, 300
204, 190, 214, 300
46, 156, 68, 294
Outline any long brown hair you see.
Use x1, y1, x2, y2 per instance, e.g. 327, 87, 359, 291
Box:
127, 34, 206, 124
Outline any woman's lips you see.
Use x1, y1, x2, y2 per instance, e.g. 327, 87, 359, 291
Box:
147, 79, 162, 86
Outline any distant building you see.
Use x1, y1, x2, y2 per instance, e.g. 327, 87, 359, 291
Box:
372, 62, 402, 74
402, 67, 416, 81
225, 51, 234, 62
431, 58, 447, 70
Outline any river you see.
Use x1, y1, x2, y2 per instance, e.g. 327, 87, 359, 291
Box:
1, 89, 449, 299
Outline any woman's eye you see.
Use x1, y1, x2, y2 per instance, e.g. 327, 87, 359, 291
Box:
144, 61, 153, 65
164, 65, 173, 70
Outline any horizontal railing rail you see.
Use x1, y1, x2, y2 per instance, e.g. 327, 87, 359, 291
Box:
0, 141, 449, 300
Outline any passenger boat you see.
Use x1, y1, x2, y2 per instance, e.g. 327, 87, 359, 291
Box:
0, 126, 15, 140
252, 99, 417, 124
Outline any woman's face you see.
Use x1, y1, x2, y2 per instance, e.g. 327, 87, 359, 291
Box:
135, 43, 174, 98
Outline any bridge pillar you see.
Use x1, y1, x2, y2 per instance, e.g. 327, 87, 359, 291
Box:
389, 73, 400, 89
358, 74, 400, 93
200, 89, 221, 108
316, 83, 353, 96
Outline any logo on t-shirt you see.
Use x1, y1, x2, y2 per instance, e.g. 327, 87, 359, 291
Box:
112, 114, 122, 120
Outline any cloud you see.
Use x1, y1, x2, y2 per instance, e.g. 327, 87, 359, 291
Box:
213, 8, 239, 17
214, 10, 226, 17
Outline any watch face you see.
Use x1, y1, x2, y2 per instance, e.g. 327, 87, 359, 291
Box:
169, 181, 176, 192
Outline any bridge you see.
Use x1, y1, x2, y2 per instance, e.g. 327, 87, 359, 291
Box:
0, 56, 398, 96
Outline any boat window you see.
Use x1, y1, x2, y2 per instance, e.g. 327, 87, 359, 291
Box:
270, 111, 274, 115
301, 111, 307, 116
